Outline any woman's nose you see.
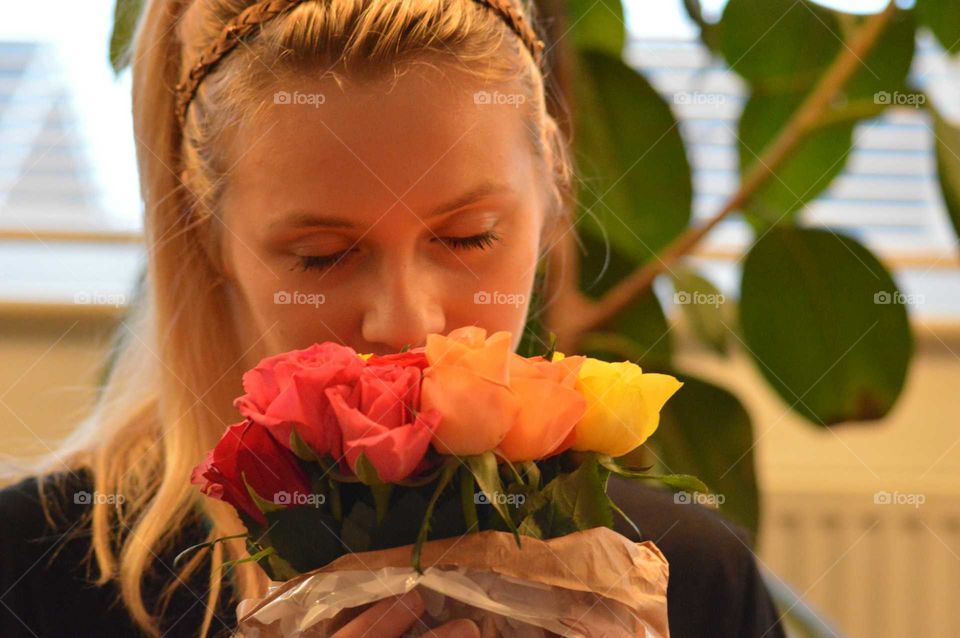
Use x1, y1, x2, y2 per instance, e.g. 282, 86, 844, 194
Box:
360, 262, 445, 352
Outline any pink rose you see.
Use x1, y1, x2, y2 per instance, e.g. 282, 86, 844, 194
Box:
234, 342, 365, 457
325, 363, 440, 482
190, 419, 312, 526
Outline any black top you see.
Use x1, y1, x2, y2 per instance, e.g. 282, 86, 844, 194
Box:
0, 469, 786, 637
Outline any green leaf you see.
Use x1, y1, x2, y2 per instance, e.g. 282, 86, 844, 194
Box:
520, 461, 541, 490
354, 452, 382, 485
315, 457, 361, 483
573, 51, 692, 264
542, 331, 559, 362
597, 455, 709, 494
289, 429, 319, 462
494, 452, 525, 485
354, 453, 393, 523
578, 235, 673, 369
931, 108, 960, 244
650, 374, 760, 536
517, 512, 545, 538
728, 5, 913, 228
263, 506, 345, 573
670, 268, 730, 355
412, 460, 458, 573
740, 227, 913, 425
607, 496, 641, 537
241, 472, 284, 517
109, 0, 144, 74
538, 453, 613, 532
566, 0, 626, 56
220, 546, 275, 574
917, 0, 960, 54
738, 91, 855, 227
720, 0, 841, 91
644, 473, 708, 493
172, 532, 249, 569
842, 8, 915, 101
465, 452, 520, 540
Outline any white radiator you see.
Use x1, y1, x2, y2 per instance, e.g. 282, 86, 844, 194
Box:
759, 490, 960, 638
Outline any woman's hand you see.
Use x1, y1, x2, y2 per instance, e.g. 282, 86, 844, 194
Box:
331, 589, 481, 638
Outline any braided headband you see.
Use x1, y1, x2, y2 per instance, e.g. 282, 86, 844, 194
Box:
174, 0, 545, 126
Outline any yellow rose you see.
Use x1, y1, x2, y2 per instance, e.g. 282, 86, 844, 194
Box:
568, 358, 683, 457
421, 326, 519, 455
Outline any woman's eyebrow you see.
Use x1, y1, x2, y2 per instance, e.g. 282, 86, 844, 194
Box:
269, 181, 514, 230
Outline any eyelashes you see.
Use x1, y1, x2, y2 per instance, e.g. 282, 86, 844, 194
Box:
440, 229, 501, 251
293, 230, 502, 273
295, 251, 353, 272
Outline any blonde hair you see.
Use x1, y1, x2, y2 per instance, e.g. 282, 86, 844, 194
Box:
32, 0, 574, 636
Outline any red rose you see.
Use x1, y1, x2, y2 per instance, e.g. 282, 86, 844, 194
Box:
190, 419, 312, 526
234, 342, 365, 457
325, 363, 439, 483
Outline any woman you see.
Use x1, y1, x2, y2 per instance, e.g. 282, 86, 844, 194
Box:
0, 0, 787, 636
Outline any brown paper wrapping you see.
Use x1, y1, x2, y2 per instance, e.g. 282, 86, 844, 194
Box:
236, 526, 670, 637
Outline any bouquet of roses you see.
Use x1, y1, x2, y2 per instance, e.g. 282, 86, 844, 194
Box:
184, 326, 704, 637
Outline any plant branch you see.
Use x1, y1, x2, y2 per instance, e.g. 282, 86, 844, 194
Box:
548, 1, 898, 349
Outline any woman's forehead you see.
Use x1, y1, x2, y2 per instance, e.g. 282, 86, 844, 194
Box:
223, 67, 538, 225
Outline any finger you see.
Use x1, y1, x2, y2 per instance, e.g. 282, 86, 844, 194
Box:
331, 589, 426, 638
425, 619, 482, 638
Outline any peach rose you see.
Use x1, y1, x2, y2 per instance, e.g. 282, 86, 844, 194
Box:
496, 354, 587, 462
420, 326, 519, 455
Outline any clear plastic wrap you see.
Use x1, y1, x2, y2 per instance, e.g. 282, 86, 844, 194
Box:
235, 527, 670, 637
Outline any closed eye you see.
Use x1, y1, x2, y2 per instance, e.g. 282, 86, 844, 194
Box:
294, 250, 355, 272
434, 230, 501, 251
293, 230, 501, 272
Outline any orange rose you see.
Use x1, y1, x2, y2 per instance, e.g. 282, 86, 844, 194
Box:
421, 326, 519, 455
496, 354, 587, 462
